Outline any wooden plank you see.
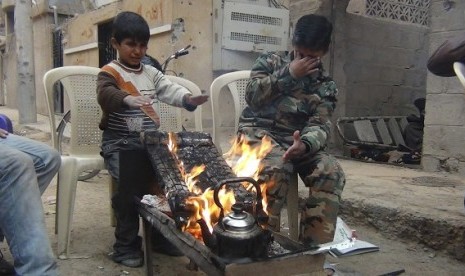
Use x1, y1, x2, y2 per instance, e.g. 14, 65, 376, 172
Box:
376, 119, 393, 145
353, 120, 379, 143
388, 118, 406, 146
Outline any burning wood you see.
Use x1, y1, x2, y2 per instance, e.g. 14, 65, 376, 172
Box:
142, 130, 274, 246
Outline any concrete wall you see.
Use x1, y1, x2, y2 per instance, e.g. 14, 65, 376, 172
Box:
1, 1, 72, 116
340, 4, 428, 117
422, 0, 465, 174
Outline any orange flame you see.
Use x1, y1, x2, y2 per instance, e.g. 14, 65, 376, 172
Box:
167, 132, 274, 239
224, 134, 274, 211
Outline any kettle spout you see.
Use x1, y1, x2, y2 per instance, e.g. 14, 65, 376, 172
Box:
197, 218, 217, 249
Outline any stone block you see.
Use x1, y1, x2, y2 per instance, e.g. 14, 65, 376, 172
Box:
426, 74, 464, 94
421, 155, 440, 172
424, 94, 465, 125
422, 125, 465, 160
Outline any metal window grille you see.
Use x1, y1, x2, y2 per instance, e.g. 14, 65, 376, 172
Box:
98, 22, 117, 68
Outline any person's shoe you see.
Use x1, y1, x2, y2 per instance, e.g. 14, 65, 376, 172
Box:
111, 251, 144, 268
0, 251, 14, 275
118, 257, 144, 268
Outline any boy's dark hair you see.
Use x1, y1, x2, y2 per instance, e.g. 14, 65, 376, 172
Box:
112, 11, 150, 44
292, 14, 332, 53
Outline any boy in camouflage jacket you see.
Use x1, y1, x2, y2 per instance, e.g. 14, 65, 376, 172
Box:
235, 14, 345, 246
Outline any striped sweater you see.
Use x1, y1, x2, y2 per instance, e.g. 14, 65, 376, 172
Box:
97, 60, 193, 136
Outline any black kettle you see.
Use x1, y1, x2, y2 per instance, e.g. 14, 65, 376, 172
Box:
197, 177, 272, 259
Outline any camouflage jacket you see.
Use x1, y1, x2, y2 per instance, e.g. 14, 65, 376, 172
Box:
239, 51, 339, 154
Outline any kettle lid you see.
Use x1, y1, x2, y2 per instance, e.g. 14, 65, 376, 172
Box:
222, 203, 256, 232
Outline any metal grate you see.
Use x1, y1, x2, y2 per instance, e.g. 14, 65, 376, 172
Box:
231, 12, 282, 26
365, 0, 430, 26
230, 32, 281, 46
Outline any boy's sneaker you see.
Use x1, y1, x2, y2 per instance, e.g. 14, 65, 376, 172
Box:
111, 251, 144, 268
0, 251, 14, 275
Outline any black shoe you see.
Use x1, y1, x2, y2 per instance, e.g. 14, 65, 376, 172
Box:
151, 230, 183, 257
111, 251, 144, 268
0, 251, 14, 275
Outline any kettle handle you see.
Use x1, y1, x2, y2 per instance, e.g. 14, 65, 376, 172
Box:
213, 177, 263, 217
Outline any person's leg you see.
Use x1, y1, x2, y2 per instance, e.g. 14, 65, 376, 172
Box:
233, 128, 293, 231
0, 133, 60, 194
0, 145, 58, 275
294, 151, 345, 245
257, 145, 293, 231
101, 136, 149, 267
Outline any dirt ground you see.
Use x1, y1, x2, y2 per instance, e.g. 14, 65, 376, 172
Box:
2, 125, 465, 276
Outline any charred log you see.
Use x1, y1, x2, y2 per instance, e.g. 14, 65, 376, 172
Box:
142, 131, 191, 215
143, 130, 256, 206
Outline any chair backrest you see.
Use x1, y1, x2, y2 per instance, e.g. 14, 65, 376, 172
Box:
210, 70, 251, 147
43, 66, 102, 156
158, 75, 203, 132
453, 62, 465, 89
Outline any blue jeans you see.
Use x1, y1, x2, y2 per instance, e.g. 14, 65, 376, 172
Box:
0, 134, 60, 275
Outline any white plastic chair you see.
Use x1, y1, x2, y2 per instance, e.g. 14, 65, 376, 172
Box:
453, 62, 465, 89
159, 75, 203, 131
209, 70, 299, 240
210, 70, 251, 148
43, 66, 105, 258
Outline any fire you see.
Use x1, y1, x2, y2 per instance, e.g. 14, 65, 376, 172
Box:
224, 134, 274, 211
167, 133, 274, 240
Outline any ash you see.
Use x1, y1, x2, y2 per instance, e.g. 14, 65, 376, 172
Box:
268, 240, 291, 256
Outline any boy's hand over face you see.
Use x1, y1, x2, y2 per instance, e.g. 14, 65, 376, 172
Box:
289, 51, 321, 79
283, 130, 307, 161
0, 128, 8, 138
123, 95, 153, 109
185, 94, 209, 106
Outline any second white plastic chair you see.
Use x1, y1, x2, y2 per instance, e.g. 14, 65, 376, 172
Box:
160, 75, 203, 131
43, 66, 105, 258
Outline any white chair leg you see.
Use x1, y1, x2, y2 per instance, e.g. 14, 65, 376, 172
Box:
56, 157, 79, 259
287, 173, 299, 241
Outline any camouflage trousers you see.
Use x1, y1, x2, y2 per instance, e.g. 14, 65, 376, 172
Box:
235, 127, 345, 246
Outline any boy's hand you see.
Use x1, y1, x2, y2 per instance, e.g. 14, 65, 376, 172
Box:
185, 94, 209, 106
283, 130, 307, 161
289, 51, 321, 79
123, 95, 153, 109
0, 128, 8, 138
